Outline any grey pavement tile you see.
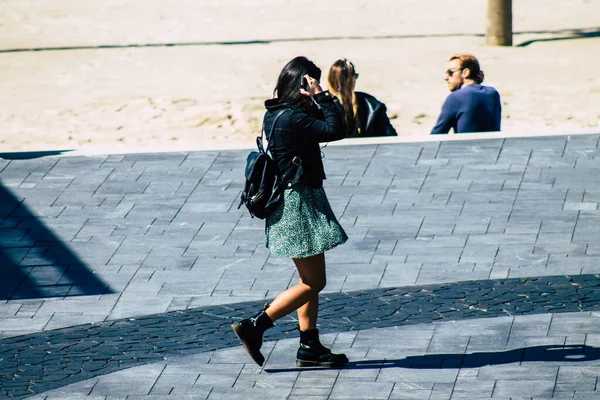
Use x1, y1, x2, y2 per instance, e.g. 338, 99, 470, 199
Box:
166, 296, 192, 311
414, 221, 456, 236
91, 364, 165, 396
555, 381, 597, 393
583, 334, 600, 348
379, 262, 422, 287
0, 316, 50, 332
142, 256, 198, 271
157, 282, 219, 297
210, 346, 262, 371
459, 243, 498, 263
236, 373, 298, 389
129, 396, 206, 399
24, 378, 100, 399
415, 269, 490, 285
337, 367, 380, 380
357, 326, 435, 341
453, 218, 492, 235
549, 315, 600, 336
193, 373, 240, 388
293, 375, 338, 387
207, 387, 291, 399
565, 334, 587, 346
394, 382, 436, 391
183, 242, 240, 258
377, 368, 459, 384
507, 265, 583, 278
44, 314, 107, 330
107, 297, 172, 319
31, 397, 107, 400
466, 337, 510, 353
427, 336, 469, 354
477, 365, 559, 381
429, 383, 454, 400
455, 368, 478, 382
151, 370, 199, 393
360, 224, 422, 239
505, 336, 565, 350
329, 381, 394, 399
493, 244, 542, 267
404, 247, 464, 264
492, 379, 555, 398
373, 239, 397, 256
388, 388, 432, 399
572, 393, 600, 399
583, 190, 600, 203
468, 232, 538, 246
289, 388, 331, 397
508, 314, 552, 337
341, 274, 384, 291
564, 201, 598, 211
547, 254, 600, 270
0, 303, 20, 317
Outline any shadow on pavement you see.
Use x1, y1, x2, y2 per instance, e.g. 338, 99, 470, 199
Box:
517, 27, 600, 47
2, 27, 599, 53
0, 150, 73, 160
0, 184, 111, 300
265, 345, 600, 372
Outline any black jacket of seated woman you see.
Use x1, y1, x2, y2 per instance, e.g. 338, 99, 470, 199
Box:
328, 59, 398, 138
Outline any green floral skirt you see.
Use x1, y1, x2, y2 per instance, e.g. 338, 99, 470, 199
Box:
265, 184, 348, 258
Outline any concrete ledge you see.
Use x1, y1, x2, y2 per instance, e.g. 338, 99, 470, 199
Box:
2, 128, 599, 159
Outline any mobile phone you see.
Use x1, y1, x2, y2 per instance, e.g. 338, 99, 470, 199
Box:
301, 76, 310, 92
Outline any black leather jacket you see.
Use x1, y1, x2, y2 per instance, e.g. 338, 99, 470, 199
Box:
355, 91, 397, 137
264, 91, 346, 188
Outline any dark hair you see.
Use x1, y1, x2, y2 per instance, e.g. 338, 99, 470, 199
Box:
274, 56, 321, 108
327, 59, 359, 137
450, 53, 485, 84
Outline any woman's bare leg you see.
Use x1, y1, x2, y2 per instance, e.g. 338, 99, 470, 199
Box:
294, 253, 325, 330
265, 253, 326, 331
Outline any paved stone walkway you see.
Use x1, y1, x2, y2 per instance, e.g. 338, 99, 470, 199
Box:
2, 134, 600, 399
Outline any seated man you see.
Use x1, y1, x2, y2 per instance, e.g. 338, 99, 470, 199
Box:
431, 53, 501, 134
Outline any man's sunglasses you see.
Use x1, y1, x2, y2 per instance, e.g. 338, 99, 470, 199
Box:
445, 68, 463, 76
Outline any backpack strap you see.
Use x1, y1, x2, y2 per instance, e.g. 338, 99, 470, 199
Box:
262, 108, 303, 190
257, 108, 287, 154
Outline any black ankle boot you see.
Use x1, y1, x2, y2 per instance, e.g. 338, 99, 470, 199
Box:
231, 306, 274, 366
296, 328, 349, 367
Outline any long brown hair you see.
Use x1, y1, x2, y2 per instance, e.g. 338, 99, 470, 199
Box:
327, 59, 359, 137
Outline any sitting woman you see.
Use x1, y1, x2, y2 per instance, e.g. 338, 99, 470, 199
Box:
327, 59, 398, 137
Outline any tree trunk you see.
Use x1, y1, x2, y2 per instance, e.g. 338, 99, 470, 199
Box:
486, 0, 513, 46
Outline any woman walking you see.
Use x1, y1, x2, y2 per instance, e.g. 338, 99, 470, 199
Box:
232, 56, 349, 368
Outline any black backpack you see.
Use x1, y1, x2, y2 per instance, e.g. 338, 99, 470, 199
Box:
238, 109, 290, 219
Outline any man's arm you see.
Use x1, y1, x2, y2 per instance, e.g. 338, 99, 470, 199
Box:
495, 90, 502, 131
431, 95, 457, 135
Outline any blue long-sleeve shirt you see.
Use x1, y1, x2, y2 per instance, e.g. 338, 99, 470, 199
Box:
431, 84, 502, 134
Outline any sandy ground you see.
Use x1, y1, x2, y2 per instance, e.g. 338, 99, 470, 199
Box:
1, 0, 600, 153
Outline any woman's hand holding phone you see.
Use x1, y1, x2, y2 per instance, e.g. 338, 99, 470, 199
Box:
299, 74, 322, 97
